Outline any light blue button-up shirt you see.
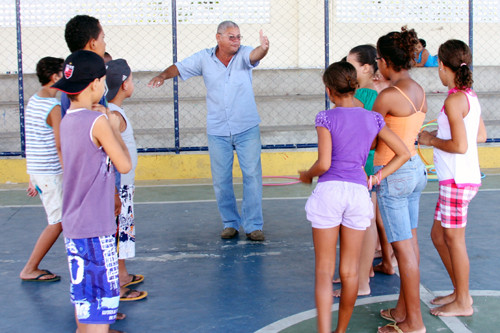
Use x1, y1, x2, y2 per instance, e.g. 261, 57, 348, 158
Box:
175, 45, 261, 136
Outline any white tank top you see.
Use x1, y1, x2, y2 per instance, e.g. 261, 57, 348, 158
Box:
433, 88, 481, 187
109, 103, 138, 185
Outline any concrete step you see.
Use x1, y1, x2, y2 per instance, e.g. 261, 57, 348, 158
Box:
2, 67, 500, 152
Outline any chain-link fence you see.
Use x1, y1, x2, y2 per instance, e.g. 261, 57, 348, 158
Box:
1, 0, 499, 156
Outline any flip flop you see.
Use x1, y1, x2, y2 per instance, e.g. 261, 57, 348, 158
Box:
21, 270, 61, 282
380, 308, 397, 322
378, 323, 403, 333
121, 274, 144, 288
116, 312, 126, 320
120, 289, 148, 302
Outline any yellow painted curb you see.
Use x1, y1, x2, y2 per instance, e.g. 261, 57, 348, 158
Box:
1, 146, 499, 183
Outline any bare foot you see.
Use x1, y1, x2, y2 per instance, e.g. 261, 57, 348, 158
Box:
373, 262, 395, 275
431, 292, 473, 306
430, 301, 473, 317
332, 286, 370, 298
332, 277, 341, 284
370, 266, 375, 278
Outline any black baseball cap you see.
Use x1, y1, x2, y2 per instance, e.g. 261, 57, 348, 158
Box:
106, 59, 131, 101
52, 50, 106, 94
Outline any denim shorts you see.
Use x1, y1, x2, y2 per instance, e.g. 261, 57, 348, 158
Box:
374, 155, 427, 243
305, 180, 373, 230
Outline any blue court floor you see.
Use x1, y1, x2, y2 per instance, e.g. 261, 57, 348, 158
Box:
0, 171, 499, 332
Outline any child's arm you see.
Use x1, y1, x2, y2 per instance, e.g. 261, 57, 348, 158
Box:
299, 126, 331, 183
110, 111, 127, 133
370, 88, 395, 149
92, 111, 132, 174
477, 116, 487, 143
418, 93, 468, 153
373, 126, 410, 182
46, 105, 63, 167
415, 49, 429, 67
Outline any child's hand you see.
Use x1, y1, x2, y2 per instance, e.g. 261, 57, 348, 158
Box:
92, 103, 107, 114
299, 170, 312, 184
114, 191, 121, 216
27, 182, 38, 197
418, 130, 435, 146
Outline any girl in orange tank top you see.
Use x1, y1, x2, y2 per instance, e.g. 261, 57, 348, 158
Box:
374, 85, 426, 166
373, 26, 427, 333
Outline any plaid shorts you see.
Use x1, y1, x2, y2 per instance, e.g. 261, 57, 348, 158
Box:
434, 183, 479, 228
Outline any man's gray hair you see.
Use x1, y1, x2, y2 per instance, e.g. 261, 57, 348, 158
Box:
217, 21, 239, 34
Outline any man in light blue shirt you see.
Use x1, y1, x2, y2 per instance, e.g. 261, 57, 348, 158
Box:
149, 21, 269, 241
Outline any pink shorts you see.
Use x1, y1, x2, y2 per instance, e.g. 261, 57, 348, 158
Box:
434, 183, 479, 228
305, 181, 373, 230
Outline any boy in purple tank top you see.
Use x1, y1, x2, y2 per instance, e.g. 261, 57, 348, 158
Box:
53, 50, 131, 331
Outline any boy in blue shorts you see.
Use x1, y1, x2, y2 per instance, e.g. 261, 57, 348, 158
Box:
53, 50, 131, 332
106, 59, 148, 302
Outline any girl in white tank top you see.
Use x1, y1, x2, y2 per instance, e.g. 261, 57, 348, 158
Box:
418, 39, 487, 319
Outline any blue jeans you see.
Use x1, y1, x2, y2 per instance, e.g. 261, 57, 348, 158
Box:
207, 125, 263, 233
375, 155, 427, 243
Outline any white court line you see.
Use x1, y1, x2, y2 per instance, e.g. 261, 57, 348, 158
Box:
419, 285, 472, 333
4, 189, 500, 208
255, 294, 399, 333
256, 289, 500, 333
257, 267, 498, 333
0, 196, 311, 208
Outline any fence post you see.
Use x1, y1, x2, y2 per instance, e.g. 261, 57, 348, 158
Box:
172, 0, 180, 154
16, 0, 26, 157
468, 0, 473, 71
324, 0, 330, 111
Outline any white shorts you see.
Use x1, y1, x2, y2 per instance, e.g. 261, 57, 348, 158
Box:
305, 181, 373, 230
30, 174, 63, 225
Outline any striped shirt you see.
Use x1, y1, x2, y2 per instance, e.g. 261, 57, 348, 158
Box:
25, 94, 62, 175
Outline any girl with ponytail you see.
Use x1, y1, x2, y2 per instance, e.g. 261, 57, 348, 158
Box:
418, 39, 486, 317
299, 61, 409, 333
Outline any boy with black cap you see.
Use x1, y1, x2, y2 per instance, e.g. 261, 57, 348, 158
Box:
106, 59, 147, 302
53, 49, 131, 332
